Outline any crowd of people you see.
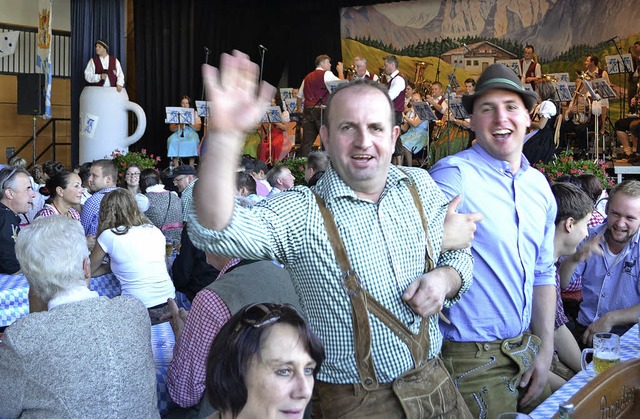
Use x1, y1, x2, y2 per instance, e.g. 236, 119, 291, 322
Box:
1, 44, 640, 419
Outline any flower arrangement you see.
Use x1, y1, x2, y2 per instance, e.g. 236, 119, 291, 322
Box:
534, 150, 614, 187
109, 148, 161, 184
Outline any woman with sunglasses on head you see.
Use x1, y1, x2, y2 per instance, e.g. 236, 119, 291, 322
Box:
205, 303, 324, 419
35, 171, 83, 221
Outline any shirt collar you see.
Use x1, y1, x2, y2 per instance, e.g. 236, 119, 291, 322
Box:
48, 285, 99, 310
469, 142, 531, 176
315, 164, 409, 204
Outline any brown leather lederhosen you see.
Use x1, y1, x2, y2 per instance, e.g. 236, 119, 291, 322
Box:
311, 173, 471, 418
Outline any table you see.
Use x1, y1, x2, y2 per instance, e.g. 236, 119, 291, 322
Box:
530, 324, 640, 418
0, 272, 189, 415
613, 160, 640, 183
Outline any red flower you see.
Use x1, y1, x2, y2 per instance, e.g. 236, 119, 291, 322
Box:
141, 148, 147, 154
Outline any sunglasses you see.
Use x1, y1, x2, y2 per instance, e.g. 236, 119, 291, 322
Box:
0, 168, 18, 191
233, 303, 298, 335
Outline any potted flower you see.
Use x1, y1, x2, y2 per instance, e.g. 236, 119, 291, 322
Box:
534, 150, 614, 187
109, 148, 161, 185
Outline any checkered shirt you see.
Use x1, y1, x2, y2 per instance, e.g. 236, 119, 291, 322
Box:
35, 204, 81, 221
587, 210, 605, 228
166, 288, 230, 407
187, 164, 473, 384
80, 187, 118, 235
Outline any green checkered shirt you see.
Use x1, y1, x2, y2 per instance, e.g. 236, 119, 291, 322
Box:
187, 164, 473, 384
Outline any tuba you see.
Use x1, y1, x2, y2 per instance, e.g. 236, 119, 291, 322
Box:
572, 74, 591, 125
413, 61, 432, 98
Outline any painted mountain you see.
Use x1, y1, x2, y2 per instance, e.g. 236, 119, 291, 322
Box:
341, 0, 640, 60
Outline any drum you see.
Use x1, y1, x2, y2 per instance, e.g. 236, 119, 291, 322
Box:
430, 122, 469, 166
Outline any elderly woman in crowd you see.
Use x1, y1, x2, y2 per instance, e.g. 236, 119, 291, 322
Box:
139, 168, 183, 243
0, 215, 159, 418
204, 302, 324, 419
90, 188, 175, 322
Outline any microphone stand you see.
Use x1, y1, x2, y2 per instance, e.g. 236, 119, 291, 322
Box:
444, 67, 459, 156
259, 45, 267, 83
435, 48, 442, 83
609, 37, 630, 118
200, 47, 211, 101
200, 47, 211, 138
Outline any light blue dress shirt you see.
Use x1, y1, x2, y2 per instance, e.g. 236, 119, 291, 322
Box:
573, 223, 640, 334
430, 143, 557, 342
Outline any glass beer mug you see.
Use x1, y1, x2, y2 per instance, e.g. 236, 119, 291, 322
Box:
581, 332, 620, 375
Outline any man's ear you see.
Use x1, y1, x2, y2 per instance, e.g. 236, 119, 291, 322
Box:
82, 257, 91, 282
320, 125, 329, 149
563, 217, 575, 233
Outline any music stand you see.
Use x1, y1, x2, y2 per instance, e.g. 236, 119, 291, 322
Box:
606, 53, 634, 116
497, 59, 522, 77
166, 107, 195, 167
279, 88, 294, 101
261, 106, 284, 164
448, 98, 470, 120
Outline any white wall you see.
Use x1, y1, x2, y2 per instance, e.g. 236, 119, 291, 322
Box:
0, 0, 70, 31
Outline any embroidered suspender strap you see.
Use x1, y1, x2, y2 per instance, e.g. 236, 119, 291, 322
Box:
312, 190, 432, 389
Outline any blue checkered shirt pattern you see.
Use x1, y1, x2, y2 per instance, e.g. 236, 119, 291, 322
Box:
80, 187, 118, 236
187, 164, 473, 384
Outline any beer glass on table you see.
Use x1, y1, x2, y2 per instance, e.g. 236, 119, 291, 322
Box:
581, 332, 620, 375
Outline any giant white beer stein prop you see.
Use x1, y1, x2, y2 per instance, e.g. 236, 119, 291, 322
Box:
79, 86, 147, 163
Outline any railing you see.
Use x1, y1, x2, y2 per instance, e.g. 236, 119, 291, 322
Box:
8, 118, 71, 168
0, 23, 71, 78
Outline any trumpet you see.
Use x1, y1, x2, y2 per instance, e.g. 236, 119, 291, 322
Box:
575, 70, 592, 81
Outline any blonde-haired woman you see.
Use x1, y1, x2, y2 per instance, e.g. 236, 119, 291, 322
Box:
90, 188, 174, 321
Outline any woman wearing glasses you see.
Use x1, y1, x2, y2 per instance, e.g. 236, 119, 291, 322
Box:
205, 303, 324, 419
123, 164, 149, 212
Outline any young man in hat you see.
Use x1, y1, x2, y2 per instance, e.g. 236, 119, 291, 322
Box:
430, 63, 557, 417
84, 39, 124, 92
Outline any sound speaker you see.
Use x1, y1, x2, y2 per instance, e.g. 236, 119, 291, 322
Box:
17, 73, 45, 115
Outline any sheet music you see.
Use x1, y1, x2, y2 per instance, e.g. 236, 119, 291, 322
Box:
411, 102, 438, 121
605, 53, 633, 75
591, 78, 617, 99
496, 59, 521, 76
280, 88, 294, 101
448, 98, 470, 120
261, 106, 284, 123
326, 79, 349, 94
555, 82, 573, 102
195, 101, 209, 117
165, 107, 195, 124
284, 98, 297, 114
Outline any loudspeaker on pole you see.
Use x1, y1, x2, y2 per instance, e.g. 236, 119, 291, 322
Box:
17, 73, 45, 116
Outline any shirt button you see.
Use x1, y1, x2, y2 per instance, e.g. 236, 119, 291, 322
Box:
602, 294, 607, 298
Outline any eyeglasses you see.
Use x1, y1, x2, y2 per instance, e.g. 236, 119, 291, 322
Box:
172, 176, 186, 184
232, 303, 297, 335
125, 172, 141, 178
0, 168, 18, 191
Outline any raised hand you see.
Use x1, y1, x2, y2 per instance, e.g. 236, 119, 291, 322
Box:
201, 50, 276, 138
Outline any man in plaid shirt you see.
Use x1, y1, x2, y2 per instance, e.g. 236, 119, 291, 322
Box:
186, 51, 478, 417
